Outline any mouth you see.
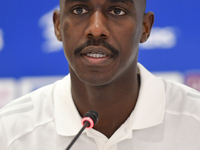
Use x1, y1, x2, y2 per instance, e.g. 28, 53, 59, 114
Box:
79, 46, 113, 64
83, 52, 108, 58
80, 46, 112, 55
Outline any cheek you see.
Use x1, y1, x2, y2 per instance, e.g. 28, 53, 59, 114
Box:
61, 20, 75, 65
117, 25, 137, 52
123, 23, 142, 53
61, 19, 87, 67
61, 20, 74, 44
61, 20, 78, 53
125, 23, 141, 43
114, 23, 141, 64
61, 18, 87, 49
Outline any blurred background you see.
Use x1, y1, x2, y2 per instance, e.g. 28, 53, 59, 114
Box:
0, 0, 200, 108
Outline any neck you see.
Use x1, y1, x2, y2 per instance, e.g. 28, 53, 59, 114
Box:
70, 67, 140, 138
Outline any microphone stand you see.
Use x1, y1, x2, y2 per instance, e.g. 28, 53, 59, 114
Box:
65, 121, 89, 150
65, 110, 98, 150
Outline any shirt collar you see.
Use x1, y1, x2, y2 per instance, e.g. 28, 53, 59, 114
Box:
127, 63, 165, 130
54, 63, 166, 136
53, 75, 84, 136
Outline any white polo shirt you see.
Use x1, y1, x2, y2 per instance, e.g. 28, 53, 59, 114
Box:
1, 63, 200, 150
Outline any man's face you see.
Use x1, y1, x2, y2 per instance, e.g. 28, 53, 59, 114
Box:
54, 0, 153, 86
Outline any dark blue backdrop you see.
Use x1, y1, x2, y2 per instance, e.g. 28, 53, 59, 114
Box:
0, 0, 200, 78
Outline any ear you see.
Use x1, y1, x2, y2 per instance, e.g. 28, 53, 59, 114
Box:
140, 12, 154, 43
53, 10, 62, 41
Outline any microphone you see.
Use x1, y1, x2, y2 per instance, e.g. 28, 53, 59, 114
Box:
65, 110, 99, 150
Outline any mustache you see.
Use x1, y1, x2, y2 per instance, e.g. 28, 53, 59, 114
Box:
74, 39, 119, 58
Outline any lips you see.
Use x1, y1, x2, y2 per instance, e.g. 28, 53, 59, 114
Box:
86, 52, 107, 58
77, 46, 113, 64
80, 46, 112, 58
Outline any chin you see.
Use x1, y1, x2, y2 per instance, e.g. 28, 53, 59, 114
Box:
78, 74, 114, 87
70, 66, 118, 87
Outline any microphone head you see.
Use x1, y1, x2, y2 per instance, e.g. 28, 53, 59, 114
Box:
84, 110, 99, 125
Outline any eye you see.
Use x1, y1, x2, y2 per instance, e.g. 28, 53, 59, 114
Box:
72, 7, 88, 15
109, 8, 126, 16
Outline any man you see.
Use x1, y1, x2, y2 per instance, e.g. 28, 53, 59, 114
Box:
0, 0, 200, 149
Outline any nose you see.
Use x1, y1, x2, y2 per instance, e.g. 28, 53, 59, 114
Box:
84, 11, 110, 40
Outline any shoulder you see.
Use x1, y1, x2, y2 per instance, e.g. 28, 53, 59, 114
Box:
0, 81, 56, 120
162, 78, 200, 104
162, 78, 200, 122
0, 76, 69, 148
